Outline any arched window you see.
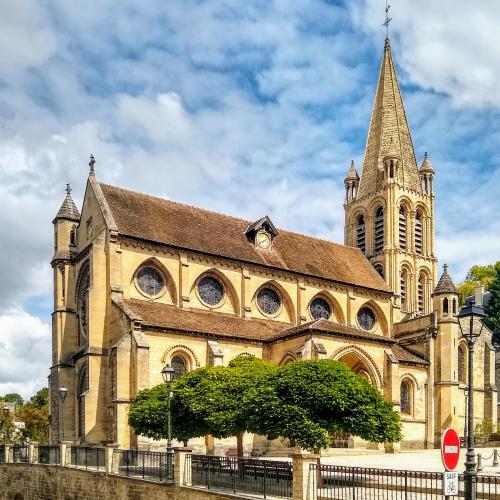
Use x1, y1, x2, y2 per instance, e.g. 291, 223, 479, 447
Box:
374, 207, 384, 253
76, 264, 90, 347
453, 298, 457, 315
418, 273, 425, 314
443, 297, 449, 315
399, 206, 407, 250
400, 269, 408, 312
374, 264, 384, 279
77, 368, 88, 440
356, 215, 366, 254
171, 355, 187, 380
458, 345, 466, 383
400, 381, 411, 415
415, 212, 423, 254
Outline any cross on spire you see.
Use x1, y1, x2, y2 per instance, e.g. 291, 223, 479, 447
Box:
66, 183, 72, 196
383, 0, 392, 39
89, 154, 95, 175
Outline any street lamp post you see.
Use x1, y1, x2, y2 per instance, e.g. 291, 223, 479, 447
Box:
161, 364, 176, 485
59, 387, 68, 442
457, 300, 487, 500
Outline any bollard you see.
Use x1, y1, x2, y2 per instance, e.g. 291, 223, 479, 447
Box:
494, 449, 499, 467
477, 453, 483, 472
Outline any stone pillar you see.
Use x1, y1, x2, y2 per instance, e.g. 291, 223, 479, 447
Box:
105, 444, 119, 474
174, 447, 192, 486
4, 445, 12, 463
29, 442, 39, 463
292, 453, 319, 500
60, 441, 72, 467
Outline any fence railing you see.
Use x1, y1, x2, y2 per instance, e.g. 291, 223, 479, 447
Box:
69, 446, 105, 471
311, 464, 500, 499
112, 449, 169, 483
189, 454, 293, 499
38, 445, 61, 465
12, 445, 28, 463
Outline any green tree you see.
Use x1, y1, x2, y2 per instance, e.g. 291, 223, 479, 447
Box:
0, 393, 24, 408
457, 263, 498, 305
16, 387, 49, 444
484, 263, 500, 334
244, 360, 402, 450
130, 357, 400, 453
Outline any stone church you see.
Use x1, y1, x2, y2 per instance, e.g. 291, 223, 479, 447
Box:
49, 38, 496, 453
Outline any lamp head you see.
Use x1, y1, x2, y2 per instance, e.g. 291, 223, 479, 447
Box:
59, 386, 68, 402
161, 364, 175, 385
457, 300, 486, 342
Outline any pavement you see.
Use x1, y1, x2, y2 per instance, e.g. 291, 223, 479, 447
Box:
273, 448, 500, 475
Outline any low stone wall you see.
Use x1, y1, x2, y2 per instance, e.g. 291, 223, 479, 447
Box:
0, 464, 244, 500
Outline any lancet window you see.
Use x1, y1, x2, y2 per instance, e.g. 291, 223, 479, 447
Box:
356, 215, 366, 254
374, 207, 384, 253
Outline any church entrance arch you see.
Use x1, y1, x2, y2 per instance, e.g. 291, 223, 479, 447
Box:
332, 347, 382, 389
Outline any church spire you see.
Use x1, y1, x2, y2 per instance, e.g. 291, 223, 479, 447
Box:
357, 39, 420, 198
54, 183, 80, 222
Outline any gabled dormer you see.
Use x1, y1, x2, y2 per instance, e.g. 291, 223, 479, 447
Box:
244, 216, 278, 251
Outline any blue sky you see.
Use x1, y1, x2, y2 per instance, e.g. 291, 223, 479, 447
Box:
0, 0, 499, 398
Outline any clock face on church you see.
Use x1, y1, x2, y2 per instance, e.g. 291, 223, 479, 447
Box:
256, 231, 271, 250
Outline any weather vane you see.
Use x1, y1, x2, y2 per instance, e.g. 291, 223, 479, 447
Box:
383, 0, 392, 38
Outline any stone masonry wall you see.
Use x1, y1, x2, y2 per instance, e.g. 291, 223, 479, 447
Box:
0, 464, 245, 500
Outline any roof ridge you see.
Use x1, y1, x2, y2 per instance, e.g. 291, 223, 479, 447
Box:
99, 181, 354, 251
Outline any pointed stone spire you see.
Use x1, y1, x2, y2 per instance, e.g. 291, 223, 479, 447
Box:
344, 160, 360, 182
357, 39, 420, 197
420, 152, 435, 174
433, 264, 457, 295
54, 183, 80, 222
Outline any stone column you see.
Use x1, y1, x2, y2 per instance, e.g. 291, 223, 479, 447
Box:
60, 441, 72, 467
292, 453, 319, 500
29, 442, 39, 463
174, 447, 192, 486
105, 444, 119, 474
4, 445, 12, 463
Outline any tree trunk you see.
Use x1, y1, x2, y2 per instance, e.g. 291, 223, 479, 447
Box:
237, 432, 244, 457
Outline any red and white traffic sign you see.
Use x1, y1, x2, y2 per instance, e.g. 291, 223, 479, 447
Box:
441, 428, 460, 471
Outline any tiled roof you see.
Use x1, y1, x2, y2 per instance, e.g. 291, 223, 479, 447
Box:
54, 191, 80, 222
119, 299, 395, 346
120, 299, 287, 342
100, 183, 391, 294
391, 344, 429, 366
273, 318, 396, 344
433, 264, 457, 295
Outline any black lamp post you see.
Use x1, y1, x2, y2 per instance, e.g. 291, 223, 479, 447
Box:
161, 364, 175, 485
59, 386, 68, 441
457, 300, 487, 500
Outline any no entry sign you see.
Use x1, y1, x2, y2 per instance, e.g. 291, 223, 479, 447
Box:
441, 428, 460, 471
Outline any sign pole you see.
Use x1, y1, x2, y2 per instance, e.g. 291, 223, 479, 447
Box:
441, 428, 460, 497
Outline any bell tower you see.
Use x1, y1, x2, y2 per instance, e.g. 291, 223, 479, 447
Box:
344, 38, 437, 316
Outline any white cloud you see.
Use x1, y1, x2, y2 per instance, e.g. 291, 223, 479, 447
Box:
0, 310, 50, 399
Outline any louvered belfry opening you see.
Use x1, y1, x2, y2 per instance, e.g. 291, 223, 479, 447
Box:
415, 212, 423, 254
400, 270, 408, 311
399, 206, 407, 250
374, 207, 384, 253
357, 215, 366, 254
418, 274, 425, 314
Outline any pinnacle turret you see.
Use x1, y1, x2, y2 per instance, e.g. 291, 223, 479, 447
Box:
344, 160, 360, 183
433, 264, 457, 296
54, 183, 80, 223
420, 152, 434, 174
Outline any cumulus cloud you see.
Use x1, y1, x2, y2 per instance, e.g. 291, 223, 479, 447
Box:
0, 1, 499, 397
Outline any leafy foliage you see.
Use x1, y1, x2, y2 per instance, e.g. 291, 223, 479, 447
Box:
244, 360, 401, 449
129, 357, 401, 452
475, 418, 496, 439
457, 263, 498, 305
17, 388, 50, 443
485, 263, 500, 334
0, 393, 24, 408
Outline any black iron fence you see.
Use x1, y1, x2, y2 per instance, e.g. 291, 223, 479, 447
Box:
12, 445, 28, 463
69, 446, 105, 470
112, 449, 169, 483
38, 445, 61, 465
311, 464, 500, 499
189, 454, 292, 498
